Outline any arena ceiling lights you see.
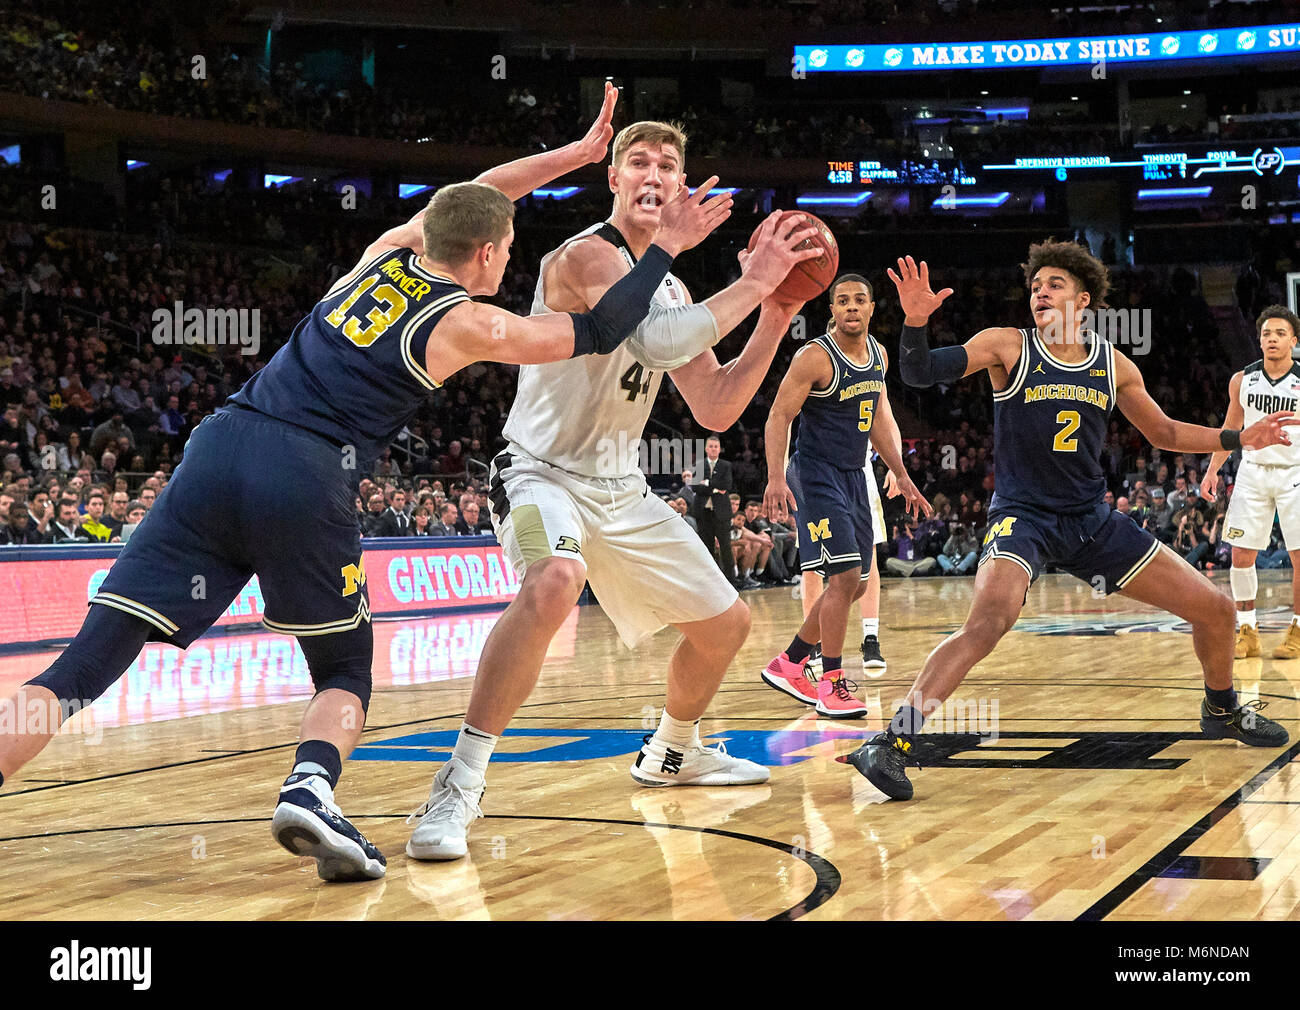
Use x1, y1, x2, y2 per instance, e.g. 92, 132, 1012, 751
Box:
795, 24, 1300, 73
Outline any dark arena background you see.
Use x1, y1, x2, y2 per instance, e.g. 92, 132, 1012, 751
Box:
2, 0, 1300, 985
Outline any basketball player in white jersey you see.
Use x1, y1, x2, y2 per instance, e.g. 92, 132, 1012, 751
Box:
1203, 305, 1300, 659
404, 119, 822, 861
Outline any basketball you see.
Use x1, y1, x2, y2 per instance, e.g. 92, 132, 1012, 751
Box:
745, 210, 839, 302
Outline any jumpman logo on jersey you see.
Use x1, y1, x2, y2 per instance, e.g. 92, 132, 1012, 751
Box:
1033, 362, 1045, 374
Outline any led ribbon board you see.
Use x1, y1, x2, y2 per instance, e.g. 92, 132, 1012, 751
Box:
796, 25, 1300, 72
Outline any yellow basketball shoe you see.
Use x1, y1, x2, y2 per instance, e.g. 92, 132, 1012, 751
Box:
1272, 621, 1300, 660
1235, 623, 1261, 659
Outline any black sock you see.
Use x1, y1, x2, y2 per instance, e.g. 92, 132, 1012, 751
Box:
288, 740, 343, 788
1205, 685, 1238, 712
890, 705, 926, 738
786, 635, 815, 664
823, 654, 843, 677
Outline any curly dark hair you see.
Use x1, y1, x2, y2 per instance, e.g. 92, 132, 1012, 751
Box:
1256, 304, 1300, 340
1021, 238, 1110, 307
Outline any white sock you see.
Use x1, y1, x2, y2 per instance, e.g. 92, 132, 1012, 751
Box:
653, 710, 698, 751
451, 722, 497, 779
1239, 609, 1257, 628
863, 617, 879, 638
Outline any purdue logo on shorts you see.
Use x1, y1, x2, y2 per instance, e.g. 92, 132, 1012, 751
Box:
341, 557, 367, 596
555, 535, 582, 555
1226, 527, 1245, 540
806, 518, 831, 542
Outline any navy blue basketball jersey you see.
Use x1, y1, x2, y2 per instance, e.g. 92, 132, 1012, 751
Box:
229, 247, 468, 464
794, 332, 886, 469
991, 328, 1115, 513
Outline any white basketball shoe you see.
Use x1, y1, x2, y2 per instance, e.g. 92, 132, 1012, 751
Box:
629, 734, 770, 787
405, 758, 485, 861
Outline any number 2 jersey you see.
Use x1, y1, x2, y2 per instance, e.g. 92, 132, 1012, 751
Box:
228, 247, 468, 465
502, 222, 688, 478
990, 327, 1115, 514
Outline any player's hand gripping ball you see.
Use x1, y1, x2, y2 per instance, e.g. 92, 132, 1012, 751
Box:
746, 210, 839, 302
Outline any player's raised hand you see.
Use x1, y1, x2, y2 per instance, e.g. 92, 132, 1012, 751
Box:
571, 81, 618, 165
741, 211, 822, 295
887, 255, 954, 324
654, 175, 732, 256
763, 477, 798, 524
1241, 411, 1300, 451
896, 474, 933, 519
1200, 471, 1219, 501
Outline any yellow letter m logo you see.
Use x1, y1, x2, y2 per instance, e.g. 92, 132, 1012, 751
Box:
806, 517, 831, 542
341, 557, 367, 597
983, 516, 1017, 545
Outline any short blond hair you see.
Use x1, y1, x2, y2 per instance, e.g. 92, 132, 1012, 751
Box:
422, 182, 515, 265
612, 121, 687, 169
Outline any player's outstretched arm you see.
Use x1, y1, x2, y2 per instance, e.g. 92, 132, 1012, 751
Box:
1202, 371, 1244, 500
761, 344, 827, 522
471, 81, 618, 201
886, 256, 1015, 386
1115, 349, 1297, 452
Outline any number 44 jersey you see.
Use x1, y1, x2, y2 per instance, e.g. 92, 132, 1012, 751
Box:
503, 222, 689, 478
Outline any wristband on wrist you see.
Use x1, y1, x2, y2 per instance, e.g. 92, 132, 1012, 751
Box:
1219, 428, 1242, 451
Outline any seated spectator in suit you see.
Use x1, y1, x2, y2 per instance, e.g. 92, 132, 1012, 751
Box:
455, 497, 489, 535
411, 505, 433, 536
374, 489, 413, 536
430, 502, 460, 536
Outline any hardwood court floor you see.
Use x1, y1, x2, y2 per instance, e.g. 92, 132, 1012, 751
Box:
2, 571, 1300, 921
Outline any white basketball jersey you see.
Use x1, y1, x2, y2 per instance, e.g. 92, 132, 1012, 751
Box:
502, 222, 688, 478
1239, 360, 1300, 466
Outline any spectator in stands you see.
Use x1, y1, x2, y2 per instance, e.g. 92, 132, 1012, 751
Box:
374, 488, 412, 537
411, 506, 433, 536
668, 495, 697, 533
439, 440, 466, 476
885, 516, 938, 578
455, 496, 488, 535
56, 430, 87, 473
743, 499, 796, 583
89, 413, 133, 459
937, 522, 978, 575
104, 490, 129, 537
120, 500, 147, 541
95, 450, 118, 485
79, 490, 114, 542
431, 503, 459, 536
26, 488, 52, 538
138, 486, 157, 510
0, 502, 43, 545
47, 498, 90, 543
361, 492, 388, 537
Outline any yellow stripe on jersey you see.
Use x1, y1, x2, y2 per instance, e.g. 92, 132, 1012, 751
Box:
400, 291, 469, 390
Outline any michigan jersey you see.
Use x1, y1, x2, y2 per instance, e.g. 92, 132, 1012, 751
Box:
991, 328, 1114, 513
794, 331, 885, 470
502, 222, 688, 478
1239, 359, 1300, 466
229, 247, 467, 465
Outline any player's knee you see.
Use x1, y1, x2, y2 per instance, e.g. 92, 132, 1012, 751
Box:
706, 599, 750, 652
299, 623, 373, 713
1202, 588, 1235, 632
964, 607, 1016, 647
520, 559, 586, 623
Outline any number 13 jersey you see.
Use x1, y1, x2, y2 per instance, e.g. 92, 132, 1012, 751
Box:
503, 222, 688, 478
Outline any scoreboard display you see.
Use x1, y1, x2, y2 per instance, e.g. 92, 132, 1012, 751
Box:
825, 158, 978, 186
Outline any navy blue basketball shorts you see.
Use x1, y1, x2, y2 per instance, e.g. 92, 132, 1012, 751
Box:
978, 501, 1161, 594
93, 406, 371, 647
788, 453, 874, 577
